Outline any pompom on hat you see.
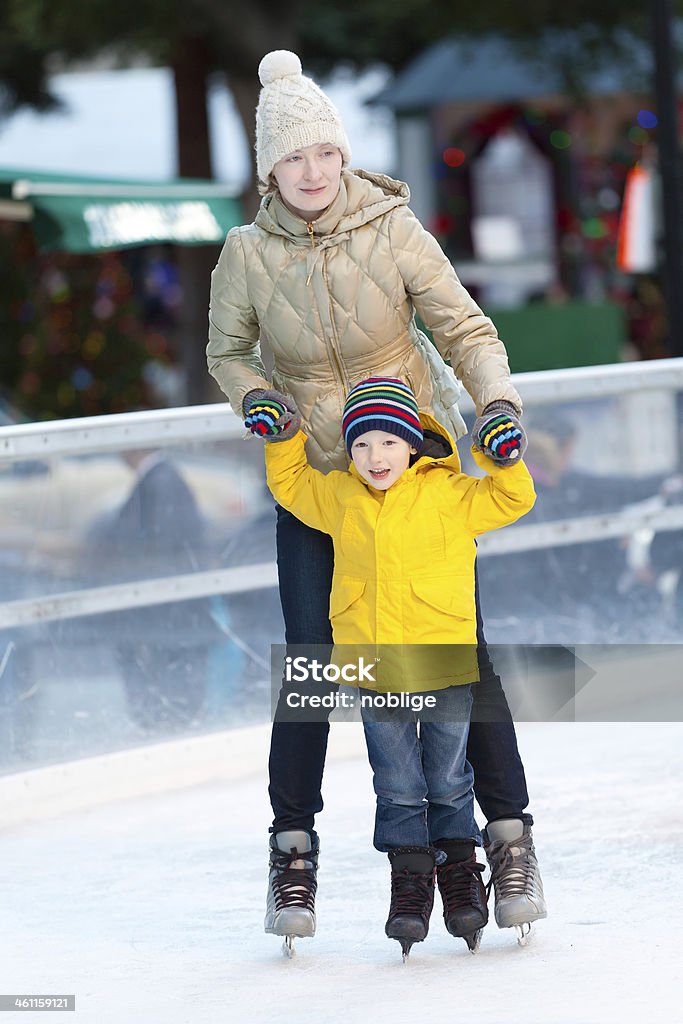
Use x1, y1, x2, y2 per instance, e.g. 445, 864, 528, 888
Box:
342, 378, 424, 456
255, 50, 352, 183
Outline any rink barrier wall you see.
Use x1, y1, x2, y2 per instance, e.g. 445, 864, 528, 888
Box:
2, 504, 683, 628
2, 357, 683, 463
0, 723, 367, 830
1, 358, 683, 628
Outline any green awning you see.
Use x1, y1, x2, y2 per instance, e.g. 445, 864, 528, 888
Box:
0, 168, 243, 253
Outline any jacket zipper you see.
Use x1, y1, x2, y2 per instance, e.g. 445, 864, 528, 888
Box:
306, 219, 348, 393
305, 221, 316, 285
329, 341, 347, 392
321, 260, 349, 394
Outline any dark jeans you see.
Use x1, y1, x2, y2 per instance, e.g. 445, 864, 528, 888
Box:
269, 506, 531, 834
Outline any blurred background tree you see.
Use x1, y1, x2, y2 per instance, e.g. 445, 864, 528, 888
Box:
2, 1, 665, 194
0, 223, 164, 418
3, 0, 300, 407
0, 0, 680, 414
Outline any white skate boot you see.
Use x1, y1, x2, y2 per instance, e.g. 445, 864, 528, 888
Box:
264, 830, 318, 957
484, 819, 547, 945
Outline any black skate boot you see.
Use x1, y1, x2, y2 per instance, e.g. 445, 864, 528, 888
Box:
483, 819, 547, 945
385, 846, 436, 961
436, 839, 488, 953
264, 830, 318, 957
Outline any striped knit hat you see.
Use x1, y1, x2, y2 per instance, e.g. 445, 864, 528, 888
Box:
342, 378, 424, 455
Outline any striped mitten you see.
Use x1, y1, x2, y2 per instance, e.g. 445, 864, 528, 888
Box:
243, 389, 302, 442
473, 401, 527, 466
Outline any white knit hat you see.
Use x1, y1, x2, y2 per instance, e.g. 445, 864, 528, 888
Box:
255, 50, 352, 183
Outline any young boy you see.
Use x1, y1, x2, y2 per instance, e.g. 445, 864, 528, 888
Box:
246, 377, 536, 957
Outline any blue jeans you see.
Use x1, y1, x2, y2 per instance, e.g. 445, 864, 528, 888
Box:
361, 685, 479, 855
270, 506, 531, 834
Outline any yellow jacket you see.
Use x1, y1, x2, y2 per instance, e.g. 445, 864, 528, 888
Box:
265, 415, 536, 691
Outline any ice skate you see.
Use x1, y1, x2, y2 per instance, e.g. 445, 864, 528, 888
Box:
484, 819, 547, 945
385, 847, 436, 961
264, 830, 318, 957
436, 846, 488, 953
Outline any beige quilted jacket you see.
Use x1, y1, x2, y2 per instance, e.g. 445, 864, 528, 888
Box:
207, 168, 521, 472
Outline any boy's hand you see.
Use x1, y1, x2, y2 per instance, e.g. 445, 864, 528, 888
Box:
473, 400, 527, 466
243, 389, 302, 441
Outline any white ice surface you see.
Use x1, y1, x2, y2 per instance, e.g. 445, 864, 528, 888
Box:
1, 721, 682, 1024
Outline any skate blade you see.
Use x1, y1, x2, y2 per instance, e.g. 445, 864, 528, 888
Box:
399, 938, 413, 962
516, 923, 532, 946
282, 936, 296, 959
465, 927, 484, 953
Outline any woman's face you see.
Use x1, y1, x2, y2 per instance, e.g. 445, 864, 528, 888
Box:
272, 143, 343, 222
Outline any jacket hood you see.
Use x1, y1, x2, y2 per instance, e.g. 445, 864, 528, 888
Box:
254, 168, 410, 242
414, 411, 461, 473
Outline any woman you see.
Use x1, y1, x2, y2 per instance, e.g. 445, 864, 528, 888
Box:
207, 50, 547, 946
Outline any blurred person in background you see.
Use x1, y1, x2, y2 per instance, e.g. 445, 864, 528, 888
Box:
479, 414, 667, 642
0, 630, 36, 765
647, 476, 683, 628
86, 449, 217, 731
207, 50, 546, 947
637, 400, 683, 630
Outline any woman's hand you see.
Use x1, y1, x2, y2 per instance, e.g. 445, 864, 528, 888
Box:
243, 389, 302, 441
473, 400, 527, 466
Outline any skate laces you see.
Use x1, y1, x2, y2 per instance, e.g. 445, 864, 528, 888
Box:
486, 833, 537, 900
390, 869, 434, 919
438, 858, 485, 911
271, 846, 318, 913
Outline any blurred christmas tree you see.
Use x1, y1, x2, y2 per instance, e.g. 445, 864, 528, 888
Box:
0, 222, 174, 420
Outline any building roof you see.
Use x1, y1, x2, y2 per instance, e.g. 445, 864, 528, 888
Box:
370, 32, 659, 111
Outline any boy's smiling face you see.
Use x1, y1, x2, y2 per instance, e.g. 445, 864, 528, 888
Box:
350, 430, 416, 490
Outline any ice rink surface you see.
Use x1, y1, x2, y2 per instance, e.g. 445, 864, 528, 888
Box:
1, 721, 682, 1024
